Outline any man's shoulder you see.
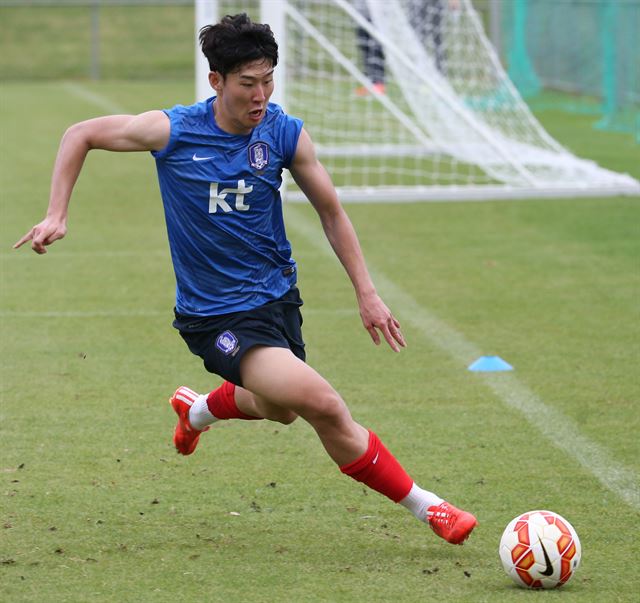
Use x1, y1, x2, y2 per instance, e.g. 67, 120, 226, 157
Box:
258, 104, 303, 166
151, 98, 213, 159
265, 102, 302, 124
164, 97, 211, 119
266, 101, 285, 117
261, 104, 303, 138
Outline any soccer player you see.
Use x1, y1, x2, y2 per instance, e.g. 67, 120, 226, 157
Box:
14, 14, 477, 545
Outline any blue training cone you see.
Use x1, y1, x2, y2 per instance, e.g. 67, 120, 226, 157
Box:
468, 356, 513, 372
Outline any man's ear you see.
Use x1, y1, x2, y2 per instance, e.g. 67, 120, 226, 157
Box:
209, 71, 223, 93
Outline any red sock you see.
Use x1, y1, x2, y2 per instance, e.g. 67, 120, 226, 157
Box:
206, 381, 262, 421
339, 430, 414, 503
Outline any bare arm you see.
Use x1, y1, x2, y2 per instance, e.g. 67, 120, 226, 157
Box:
289, 128, 406, 352
14, 110, 170, 254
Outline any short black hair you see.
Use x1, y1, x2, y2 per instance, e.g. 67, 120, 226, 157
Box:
199, 13, 278, 77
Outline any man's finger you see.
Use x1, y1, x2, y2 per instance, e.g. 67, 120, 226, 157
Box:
391, 324, 406, 347
32, 240, 48, 254
380, 325, 401, 353
30, 230, 48, 253
13, 229, 34, 249
388, 317, 406, 347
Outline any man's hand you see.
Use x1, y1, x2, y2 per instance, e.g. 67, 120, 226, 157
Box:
14, 217, 67, 254
359, 293, 406, 352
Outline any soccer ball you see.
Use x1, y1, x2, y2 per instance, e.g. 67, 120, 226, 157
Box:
498, 510, 581, 589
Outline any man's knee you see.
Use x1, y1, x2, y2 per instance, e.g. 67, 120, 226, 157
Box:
302, 388, 350, 426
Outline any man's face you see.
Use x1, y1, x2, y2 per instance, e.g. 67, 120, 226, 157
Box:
210, 59, 275, 135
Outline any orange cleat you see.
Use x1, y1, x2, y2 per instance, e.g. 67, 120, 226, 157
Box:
170, 386, 209, 455
426, 501, 478, 545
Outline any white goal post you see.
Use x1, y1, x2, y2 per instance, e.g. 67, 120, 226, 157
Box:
196, 0, 640, 202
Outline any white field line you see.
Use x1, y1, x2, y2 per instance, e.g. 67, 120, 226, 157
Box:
3, 249, 323, 261
0, 310, 167, 318
1, 250, 169, 260
285, 205, 640, 510
0, 308, 356, 319
63, 82, 128, 114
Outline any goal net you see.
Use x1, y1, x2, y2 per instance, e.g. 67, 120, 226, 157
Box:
198, 0, 640, 201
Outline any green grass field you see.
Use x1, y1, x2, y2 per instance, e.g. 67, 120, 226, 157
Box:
1, 76, 639, 603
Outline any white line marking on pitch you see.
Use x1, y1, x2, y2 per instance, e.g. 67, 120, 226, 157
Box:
285, 205, 639, 510
0, 309, 356, 319
1, 250, 169, 260
0, 310, 167, 318
62, 82, 127, 114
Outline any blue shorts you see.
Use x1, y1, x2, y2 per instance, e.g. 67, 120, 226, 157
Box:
173, 287, 306, 387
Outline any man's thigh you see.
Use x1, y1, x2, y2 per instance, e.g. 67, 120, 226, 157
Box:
239, 346, 342, 416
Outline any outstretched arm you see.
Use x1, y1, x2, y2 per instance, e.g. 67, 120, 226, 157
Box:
289, 128, 406, 352
14, 110, 170, 254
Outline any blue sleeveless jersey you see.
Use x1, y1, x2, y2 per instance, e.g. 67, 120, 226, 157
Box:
152, 98, 303, 316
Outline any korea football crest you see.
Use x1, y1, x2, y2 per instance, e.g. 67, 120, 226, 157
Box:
248, 142, 269, 171
215, 330, 239, 356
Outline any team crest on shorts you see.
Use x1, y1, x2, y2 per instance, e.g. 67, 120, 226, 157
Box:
215, 330, 239, 356
248, 142, 269, 171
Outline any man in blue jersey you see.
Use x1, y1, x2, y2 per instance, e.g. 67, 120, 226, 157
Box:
14, 14, 476, 545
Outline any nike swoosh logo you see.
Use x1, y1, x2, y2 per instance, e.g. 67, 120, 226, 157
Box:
192, 154, 215, 162
372, 453, 379, 465
539, 538, 554, 576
